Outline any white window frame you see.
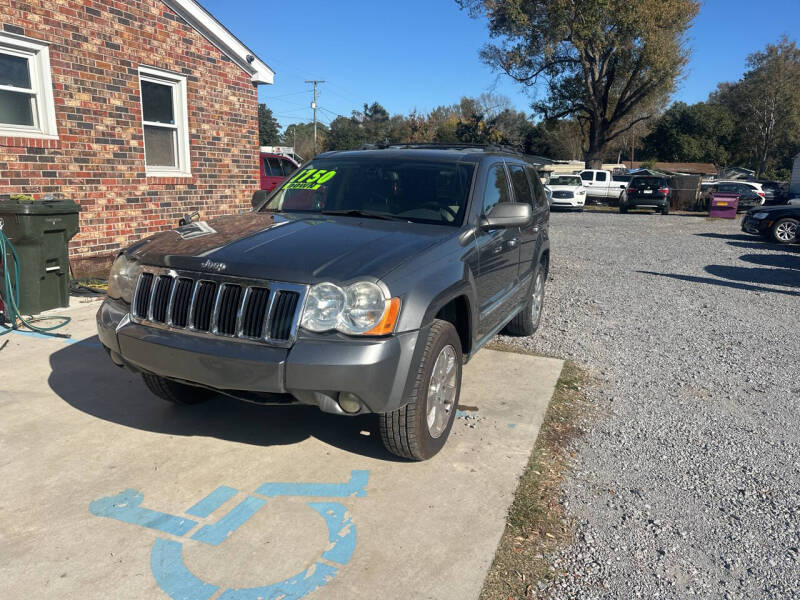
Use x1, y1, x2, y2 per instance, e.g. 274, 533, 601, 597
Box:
0, 32, 58, 140
138, 66, 191, 178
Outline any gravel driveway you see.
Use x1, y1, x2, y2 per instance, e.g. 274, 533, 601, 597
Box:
497, 211, 800, 599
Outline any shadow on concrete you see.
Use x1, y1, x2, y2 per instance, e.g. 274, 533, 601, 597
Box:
638, 271, 800, 297
48, 336, 402, 461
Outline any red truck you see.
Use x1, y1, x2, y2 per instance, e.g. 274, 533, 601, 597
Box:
259, 151, 300, 192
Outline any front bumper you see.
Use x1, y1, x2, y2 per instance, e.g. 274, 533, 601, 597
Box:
97, 298, 421, 415
549, 196, 585, 209
741, 216, 768, 235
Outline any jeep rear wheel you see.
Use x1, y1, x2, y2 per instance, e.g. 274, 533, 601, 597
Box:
502, 260, 546, 336
379, 319, 462, 461
142, 373, 214, 405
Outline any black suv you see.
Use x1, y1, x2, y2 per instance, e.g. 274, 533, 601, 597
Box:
97, 146, 551, 460
620, 176, 671, 214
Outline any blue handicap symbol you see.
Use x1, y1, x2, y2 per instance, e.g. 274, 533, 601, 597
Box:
90, 470, 369, 600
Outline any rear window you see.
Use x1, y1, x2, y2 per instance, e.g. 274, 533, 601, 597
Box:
261, 158, 475, 226
631, 177, 667, 188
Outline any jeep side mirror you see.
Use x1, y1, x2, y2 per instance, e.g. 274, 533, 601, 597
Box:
480, 202, 532, 229
251, 190, 269, 209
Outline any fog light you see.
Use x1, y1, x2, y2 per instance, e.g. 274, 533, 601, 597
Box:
338, 392, 362, 414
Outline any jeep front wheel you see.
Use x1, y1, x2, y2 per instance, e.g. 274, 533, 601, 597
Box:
379, 319, 462, 460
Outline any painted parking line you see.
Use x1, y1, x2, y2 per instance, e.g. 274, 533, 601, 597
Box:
191, 496, 267, 546
255, 469, 369, 498
186, 486, 238, 518
90, 470, 370, 600
89, 489, 197, 536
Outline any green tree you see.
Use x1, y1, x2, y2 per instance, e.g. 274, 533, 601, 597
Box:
280, 122, 327, 160
458, 0, 699, 168
257, 104, 280, 146
641, 101, 735, 165
721, 37, 800, 177
327, 115, 365, 150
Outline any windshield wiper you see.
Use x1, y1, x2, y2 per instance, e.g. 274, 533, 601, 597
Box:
321, 209, 407, 221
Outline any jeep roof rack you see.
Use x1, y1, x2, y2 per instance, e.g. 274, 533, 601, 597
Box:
384, 142, 523, 155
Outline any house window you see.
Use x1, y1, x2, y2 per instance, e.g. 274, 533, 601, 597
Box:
0, 32, 58, 139
138, 66, 190, 177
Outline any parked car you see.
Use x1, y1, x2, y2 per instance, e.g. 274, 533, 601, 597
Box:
579, 169, 627, 203
700, 182, 764, 212
97, 147, 551, 461
741, 205, 800, 244
619, 176, 672, 214
755, 180, 788, 205
545, 174, 587, 211
260, 152, 300, 192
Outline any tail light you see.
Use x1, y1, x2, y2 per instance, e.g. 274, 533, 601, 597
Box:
627, 187, 635, 193
658, 188, 669, 195
758, 192, 765, 198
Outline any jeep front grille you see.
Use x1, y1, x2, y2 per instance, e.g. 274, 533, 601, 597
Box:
131, 267, 307, 346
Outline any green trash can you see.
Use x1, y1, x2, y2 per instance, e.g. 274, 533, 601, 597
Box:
0, 198, 81, 316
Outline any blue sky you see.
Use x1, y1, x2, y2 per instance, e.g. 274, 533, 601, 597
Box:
202, 0, 800, 129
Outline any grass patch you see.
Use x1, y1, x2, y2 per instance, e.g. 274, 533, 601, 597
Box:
480, 359, 594, 600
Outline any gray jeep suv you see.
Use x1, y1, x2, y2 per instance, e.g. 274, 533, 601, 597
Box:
97, 146, 550, 460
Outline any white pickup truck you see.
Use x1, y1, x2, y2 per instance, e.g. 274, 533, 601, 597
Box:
579, 170, 627, 202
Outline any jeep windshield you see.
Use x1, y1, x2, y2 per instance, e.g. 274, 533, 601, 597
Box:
259, 158, 475, 226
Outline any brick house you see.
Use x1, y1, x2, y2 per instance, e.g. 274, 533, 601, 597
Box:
0, 0, 272, 276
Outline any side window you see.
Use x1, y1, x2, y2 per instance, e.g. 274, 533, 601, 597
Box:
580, 171, 593, 182
483, 164, 511, 214
525, 165, 547, 209
280, 158, 298, 176
508, 164, 533, 206
595, 171, 607, 182
264, 157, 280, 177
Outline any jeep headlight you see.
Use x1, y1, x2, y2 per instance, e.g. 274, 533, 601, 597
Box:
752, 212, 769, 220
301, 281, 400, 336
107, 254, 140, 303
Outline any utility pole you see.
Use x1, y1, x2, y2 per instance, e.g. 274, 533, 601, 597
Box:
305, 79, 325, 155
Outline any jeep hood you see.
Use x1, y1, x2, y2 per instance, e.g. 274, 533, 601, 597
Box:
128, 212, 452, 283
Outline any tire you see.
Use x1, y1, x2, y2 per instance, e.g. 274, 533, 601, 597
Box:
661, 204, 669, 215
142, 373, 214, 405
502, 260, 546, 336
771, 218, 798, 244
379, 319, 462, 461
619, 204, 628, 214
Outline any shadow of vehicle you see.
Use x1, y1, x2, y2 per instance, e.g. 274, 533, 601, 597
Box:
694, 232, 754, 242
738, 253, 800, 270
704, 264, 799, 288
48, 336, 402, 461
638, 271, 800, 297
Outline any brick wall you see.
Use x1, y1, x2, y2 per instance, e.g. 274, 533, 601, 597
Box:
0, 0, 260, 276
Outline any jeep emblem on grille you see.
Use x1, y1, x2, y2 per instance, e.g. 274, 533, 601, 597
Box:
201, 259, 227, 272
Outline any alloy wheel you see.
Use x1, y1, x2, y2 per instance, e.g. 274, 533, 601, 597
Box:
775, 221, 798, 242
531, 272, 544, 322
426, 345, 457, 438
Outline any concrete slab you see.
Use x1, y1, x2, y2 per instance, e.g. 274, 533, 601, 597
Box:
0, 301, 563, 600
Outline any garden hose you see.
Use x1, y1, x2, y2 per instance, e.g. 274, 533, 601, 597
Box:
0, 228, 71, 338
